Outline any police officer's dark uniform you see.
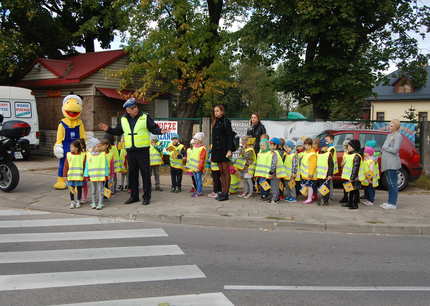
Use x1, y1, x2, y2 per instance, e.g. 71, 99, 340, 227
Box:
107, 98, 162, 205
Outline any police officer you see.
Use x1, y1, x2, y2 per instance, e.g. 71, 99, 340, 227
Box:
98, 98, 167, 205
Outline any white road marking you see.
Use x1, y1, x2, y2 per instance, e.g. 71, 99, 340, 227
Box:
0, 209, 50, 216
0, 245, 184, 263
0, 265, 205, 291
52, 292, 234, 306
0, 217, 130, 228
224, 285, 430, 291
0, 228, 167, 243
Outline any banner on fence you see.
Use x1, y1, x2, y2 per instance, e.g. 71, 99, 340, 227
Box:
153, 120, 178, 154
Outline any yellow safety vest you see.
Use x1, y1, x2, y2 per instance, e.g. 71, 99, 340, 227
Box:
359, 159, 380, 187
187, 146, 206, 172
254, 151, 272, 179
211, 161, 219, 171
66, 152, 85, 181
168, 143, 185, 170
229, 173, 241, 193
150, 144, 163, 166
121, 114, 150, 149
86, 152, 107, 182
341, 153, 361, 180
273, 151, 287, 179
296, 151, 304, 181
117, 148, 127, 173
316, 151, 330, 179
246, 147, 256, 176
300, 151, 316, 180
284, 152, 296, 180
329, 146, 339, 174
109, 146, 121, 173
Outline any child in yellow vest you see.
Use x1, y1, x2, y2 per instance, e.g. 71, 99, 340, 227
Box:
360, 146, 379, 206
325, 134, 338, 201
301, 138, 317, 204
254, 139, 272, 200
268, 138, 288, 204
283, 140, 298, 203
150, 135, 164, 191
166, 133, 186, 193
185, 139, 197, 193
63, 139, 86, 209
189, 132, 207, 197
295, 140, 305, 199
78, 138, 89, 204
103, 135, 119, 195
84, 140, 109, 210
341, 139, 362, 210
235, 136, 256, 199
117, 136, 128, 191
316, 138, 334, 206
339, 139, 352, 204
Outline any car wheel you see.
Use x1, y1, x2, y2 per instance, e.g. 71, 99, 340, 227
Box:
381, 167, 408, 191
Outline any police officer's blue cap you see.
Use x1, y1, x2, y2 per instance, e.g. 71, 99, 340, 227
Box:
123, 98, 137, 109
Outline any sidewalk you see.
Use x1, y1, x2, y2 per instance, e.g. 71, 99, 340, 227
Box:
4, 159, 430, 235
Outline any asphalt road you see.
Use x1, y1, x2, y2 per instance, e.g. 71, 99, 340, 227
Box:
1, 209, 430, 306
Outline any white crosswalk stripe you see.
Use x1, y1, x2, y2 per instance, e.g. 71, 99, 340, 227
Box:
0, 209, 50, 216
52, 292, 235, 306
0, 212, 235, 305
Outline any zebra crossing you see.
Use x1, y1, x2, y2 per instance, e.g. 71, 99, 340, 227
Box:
0, 209, 234, 306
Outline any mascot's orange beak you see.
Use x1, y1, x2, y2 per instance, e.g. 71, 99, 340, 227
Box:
65, 111, 80, 118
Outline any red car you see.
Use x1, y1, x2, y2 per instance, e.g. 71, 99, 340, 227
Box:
317, 130, 422, 191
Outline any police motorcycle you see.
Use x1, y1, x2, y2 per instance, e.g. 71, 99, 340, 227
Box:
0, 114, 31, 192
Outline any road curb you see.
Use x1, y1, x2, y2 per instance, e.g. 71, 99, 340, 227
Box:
21, 204, 430, 236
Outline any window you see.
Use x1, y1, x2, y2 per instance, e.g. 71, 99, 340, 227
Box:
359, 133, 387, 152
0, 101, 11, 118
376, 112, 385, 121
333, 133, 354, 152
418, 112, 428, 122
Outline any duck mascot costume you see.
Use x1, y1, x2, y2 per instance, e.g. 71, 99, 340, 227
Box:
52, 95, 86, 190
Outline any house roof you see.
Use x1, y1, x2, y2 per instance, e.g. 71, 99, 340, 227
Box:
97, 87, 147, 104
368, 66, 430, 101
17, 50, 126, 87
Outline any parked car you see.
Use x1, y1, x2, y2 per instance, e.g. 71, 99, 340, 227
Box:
317, 129, 422, 191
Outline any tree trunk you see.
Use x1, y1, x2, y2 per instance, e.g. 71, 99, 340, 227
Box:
84, 36, 95, 53
311, 94, 330, 120
176, 99, 200, 145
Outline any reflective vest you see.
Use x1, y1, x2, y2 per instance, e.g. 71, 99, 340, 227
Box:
329, 146, 339, 174
234, 147, 256, 176
316, 151, 330, 179
187, 146, 205, 172
246, 147, 256, 176
296, 151, 304, 181
273, 151, 287, 179
110, 146, 121, 173
150, 144, 163, 166
211, 161, 219, 171
254, 151, 272, 178
121, 114, 150, 149
117, 148, 128, 173
66, 152, 85, 181
284, 152, 296, 180
341, 153, 361, 180
169, 143, 185, 169
86, 152, 107, 182
185, 148, 193, 172
300, 151, 316, 180
229, 173, 241, 193
359, 159, 380, 187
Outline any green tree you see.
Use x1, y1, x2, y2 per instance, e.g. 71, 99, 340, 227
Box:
403, 105, 418, 122
118, 0, 245, 141
239, 0, 430, 120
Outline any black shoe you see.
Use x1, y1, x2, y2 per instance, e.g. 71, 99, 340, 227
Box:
349, 205, 358, 209
155, 186, 163, 191
217, 192, 229, 201
176, 187, 182, 193
142, 198, 150, 205
339, 198, 348, 203
118, 185, 123, 191
170, 187, 176, 193
124, 198, 139, 204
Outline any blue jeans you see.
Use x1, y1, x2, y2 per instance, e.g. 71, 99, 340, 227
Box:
384, 170, 398, 206
193, 172, 203, 194
364, 185, 375, 203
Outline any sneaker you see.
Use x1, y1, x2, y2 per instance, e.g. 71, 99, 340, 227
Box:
96, 204, 104, 210
189, 187, 196, 193
303, 199, 313, 204
170, 187, 176, 193
380, 203, 390, 208
192, 192, 200, 198
383, 204, 397, 209
69, 201, 75, 209
238, 193, 246, 198
270, 199, 279, 204
176, 187, 182, 193
75, 201, 81, 208
244, 193, 252, 199
208, 192, 218, 198
361, 200, 373, 206
90, 203, 97, 209
287, 197, 297, 203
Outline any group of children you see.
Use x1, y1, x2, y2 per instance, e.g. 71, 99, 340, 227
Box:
64, 130, 381, 210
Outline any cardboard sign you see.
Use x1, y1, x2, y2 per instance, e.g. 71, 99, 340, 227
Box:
154, 120, 178, 155
343, 182, 355, 192
300, 186, 308, 196
68, 186, 77, 194
288, 179, 296, 189
279, 181, 285, 192
103, 187, 112, 199
318, 184, 330, 196
260, 180, 271, 191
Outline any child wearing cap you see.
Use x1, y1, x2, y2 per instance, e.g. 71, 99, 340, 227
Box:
235, 136, 256, 199
268, 137, 287, 204
167, 134, 186, 193
188, 132, 207, 197
150, 135, 164, 191
316, 138, 334, 206
341, 139, 363, 209
360, 146, 379, 206
283, 140, 298, 202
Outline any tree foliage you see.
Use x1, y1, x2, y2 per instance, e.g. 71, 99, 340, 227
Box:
239, 0, 430, 120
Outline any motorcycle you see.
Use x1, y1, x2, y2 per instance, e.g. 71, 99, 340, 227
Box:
0, 114, 31, 192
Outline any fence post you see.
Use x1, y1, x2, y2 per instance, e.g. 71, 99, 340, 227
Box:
421, 121, 430, 176
202, 117, 211, 148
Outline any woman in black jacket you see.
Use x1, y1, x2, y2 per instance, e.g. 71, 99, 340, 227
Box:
246, 113, 266, 153
211, 105, 235, 201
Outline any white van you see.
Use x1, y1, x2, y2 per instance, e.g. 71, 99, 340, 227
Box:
0, 86, 39, 160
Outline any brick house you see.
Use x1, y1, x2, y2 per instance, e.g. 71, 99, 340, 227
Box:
367, 67, 430, 122
16, 50, 170, 155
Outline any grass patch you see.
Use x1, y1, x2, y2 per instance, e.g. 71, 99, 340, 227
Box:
410, 175, 430, 190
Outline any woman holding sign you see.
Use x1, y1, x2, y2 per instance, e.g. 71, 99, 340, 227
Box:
211, 105, 235, 201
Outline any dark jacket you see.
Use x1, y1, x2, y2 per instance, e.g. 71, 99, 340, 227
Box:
211, 116, 234, 162
246, 122, 266, 153
350, 152, 362, 188
107, 111, 162, 152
